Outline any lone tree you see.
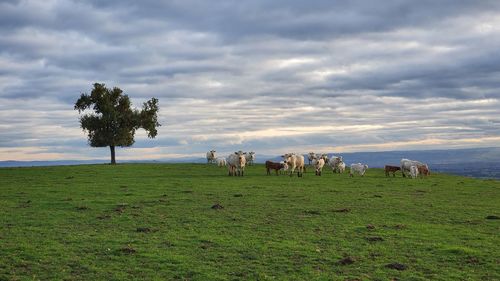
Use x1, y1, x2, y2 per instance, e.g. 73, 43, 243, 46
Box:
74, 83, 160, 164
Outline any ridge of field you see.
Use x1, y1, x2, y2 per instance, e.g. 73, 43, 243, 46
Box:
0, 164, 499, 280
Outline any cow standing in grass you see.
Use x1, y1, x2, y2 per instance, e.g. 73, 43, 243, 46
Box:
283, 153, 305, 177
216, 157, 226, 167
329, 156, 344, 173
337, 162, 346, 173
410, 165, 419, 179
245, 152, 256, 165
315, 158, 325, 176
265, 161, 284, 175
206, 150, 216, 164
385, 165, 401, 177
350, 163, 368, 177
418, 165, 431, 177
227, 151, 246, 176
401, 158, 428, 178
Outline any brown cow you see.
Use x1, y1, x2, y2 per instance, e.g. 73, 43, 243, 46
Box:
266, 161, 284, 175
418, 165, 430, 176
385, 165, 401, 177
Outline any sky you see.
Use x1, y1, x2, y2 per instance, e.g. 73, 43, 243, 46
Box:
1, 0, 500, 161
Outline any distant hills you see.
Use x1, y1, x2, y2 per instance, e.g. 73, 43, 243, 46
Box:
1, 147, 499, 179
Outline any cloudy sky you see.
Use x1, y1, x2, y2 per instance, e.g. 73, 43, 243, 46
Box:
1, 0, 500, 161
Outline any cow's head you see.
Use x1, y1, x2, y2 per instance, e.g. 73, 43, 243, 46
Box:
238, 154, 246, 165
419, 165, 430, 175
283, 154, 295, 164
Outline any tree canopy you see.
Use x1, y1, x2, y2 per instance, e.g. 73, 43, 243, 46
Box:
74, 83, 160, 164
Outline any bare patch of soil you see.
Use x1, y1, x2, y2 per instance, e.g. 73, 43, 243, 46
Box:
200, 240, 215, 249
18, 200, 32, 208
338, 256, 356, 265
333, 208, 351, 213
115, 204, 127, 213
466, 256, 480, 265
211, 203, 224, 209
365, 236, 384, 242
385, 263, 407, 270
97, 214, 111, 220
163, 241, 174, 248
119, 246, 136, 254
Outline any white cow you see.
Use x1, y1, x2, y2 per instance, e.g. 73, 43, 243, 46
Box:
227, 151, 246, 176
329, 156, 344, 173
215, 157, 226, 167
350, 163, 368, 177
206, 150, 216, 164
401, 158, 428, 178
245, 152, 256, 165
410, 165, 419, 179
337, 162, 346, 173
283, 153, 305, 177
315, 158, 325, 176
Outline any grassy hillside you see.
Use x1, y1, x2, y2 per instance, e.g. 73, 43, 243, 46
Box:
0, 164, 498, 280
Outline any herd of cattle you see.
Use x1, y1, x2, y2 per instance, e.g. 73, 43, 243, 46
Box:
206, 150, 430, 178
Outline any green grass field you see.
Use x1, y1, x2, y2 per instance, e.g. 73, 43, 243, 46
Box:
0, 164, 499, 280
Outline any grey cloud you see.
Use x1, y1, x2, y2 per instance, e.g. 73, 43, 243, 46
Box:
1, 0, 500, 160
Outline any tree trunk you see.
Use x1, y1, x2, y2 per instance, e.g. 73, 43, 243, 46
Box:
110, 145, 116, 165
